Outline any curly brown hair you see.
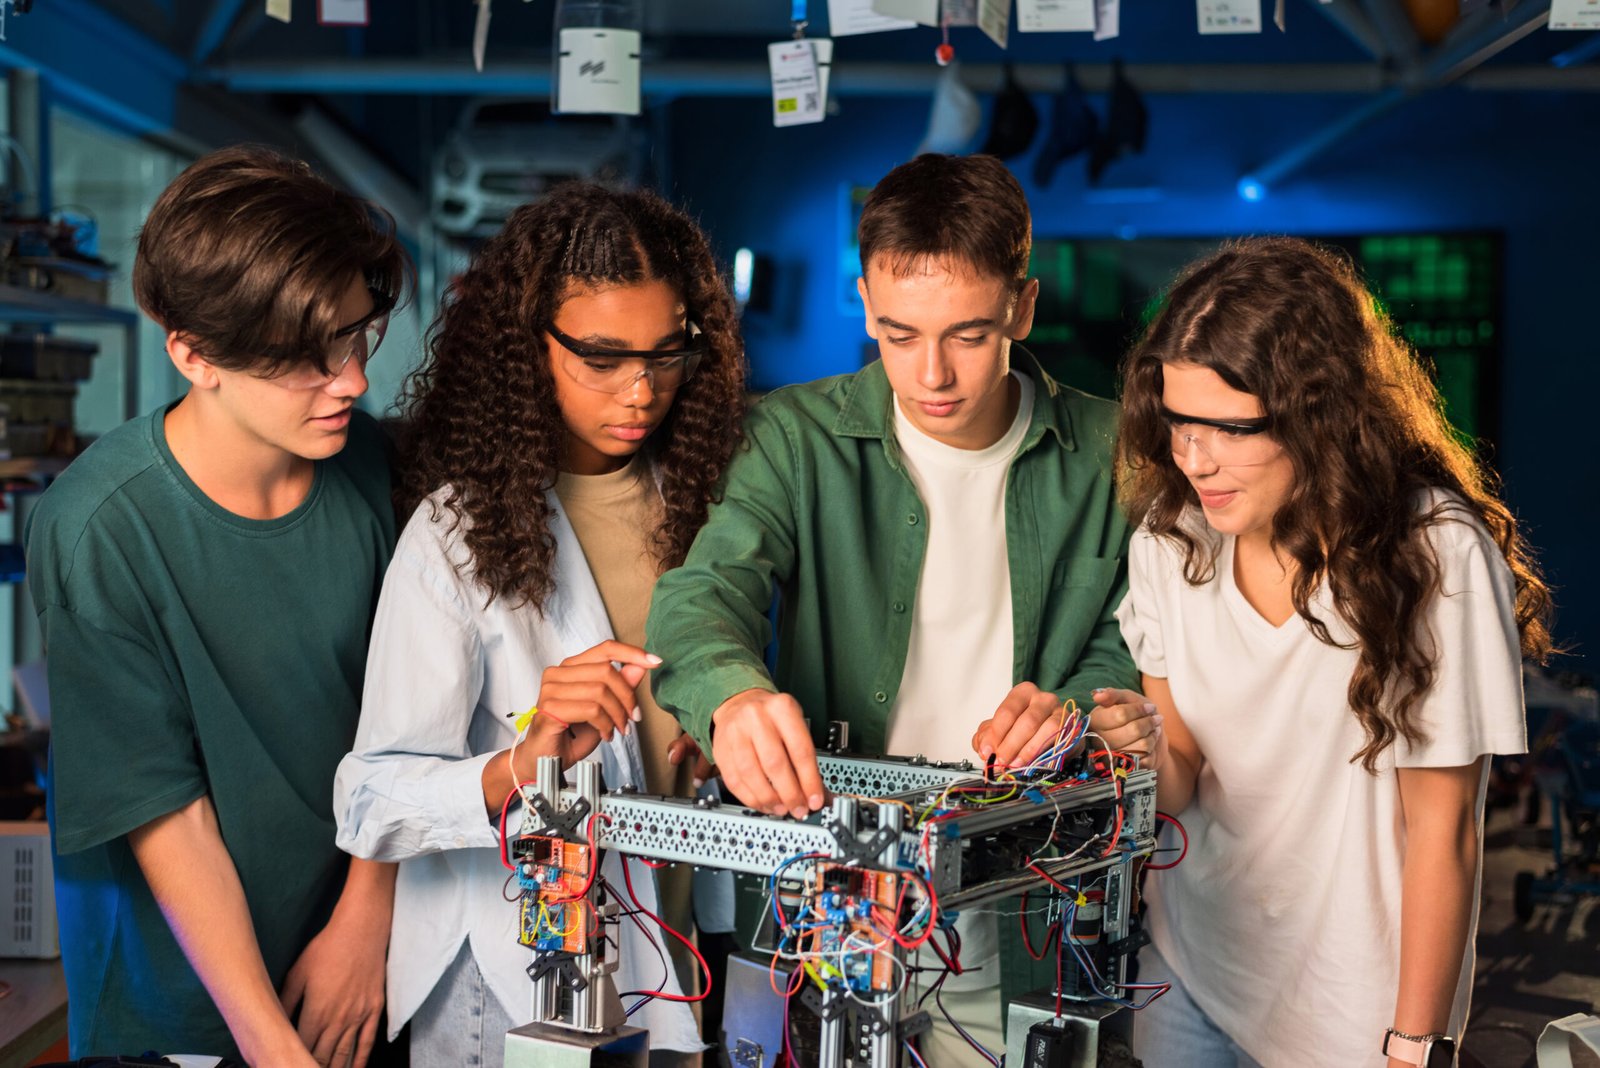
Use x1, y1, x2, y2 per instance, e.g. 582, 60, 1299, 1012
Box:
1118, 236, 1553, 771
396, 183, 746, 610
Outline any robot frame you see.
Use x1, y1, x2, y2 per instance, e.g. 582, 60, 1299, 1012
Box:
502, 730, 1165, 1068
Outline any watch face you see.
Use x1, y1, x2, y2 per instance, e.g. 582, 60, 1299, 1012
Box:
1425, 1038, 1457, 1068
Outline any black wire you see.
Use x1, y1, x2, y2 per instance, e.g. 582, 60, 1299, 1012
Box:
600, 876, 670, 1007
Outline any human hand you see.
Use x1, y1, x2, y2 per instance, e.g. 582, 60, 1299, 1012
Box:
279, 894, 390, 1068
519, 640, 659, 771
1088, 687, 1166, 769
667, 732, 717, 788
709, 689, 825, 819
972, 682, 1068, 770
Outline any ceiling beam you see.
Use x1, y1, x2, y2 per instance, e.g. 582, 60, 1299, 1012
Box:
199, 58, 1599, 97
1240, 0, 1554, 195
1306, 0, 1389, 60
191, 0, 250, 65
1358, 0, 1422, 68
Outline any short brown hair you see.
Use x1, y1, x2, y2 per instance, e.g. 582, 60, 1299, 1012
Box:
132, 145, 411, 376
857, 153, 1031, 288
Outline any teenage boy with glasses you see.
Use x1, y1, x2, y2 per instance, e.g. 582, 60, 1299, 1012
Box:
646, 154, 1138, 1063
25, 145, 410, 1068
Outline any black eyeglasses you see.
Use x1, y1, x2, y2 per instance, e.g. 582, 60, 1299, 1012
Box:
547, 321, 705, 395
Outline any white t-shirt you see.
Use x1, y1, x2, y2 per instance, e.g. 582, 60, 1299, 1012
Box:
1115, 493, 1527, 1067
886, 370, 1033, 990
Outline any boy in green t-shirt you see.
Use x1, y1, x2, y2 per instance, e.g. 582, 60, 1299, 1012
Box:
24, 146, 410, 1067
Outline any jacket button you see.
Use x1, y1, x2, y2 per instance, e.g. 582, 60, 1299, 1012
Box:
892, 601, 905, 613
874, 691, 887, 703
906, 514, 919, 526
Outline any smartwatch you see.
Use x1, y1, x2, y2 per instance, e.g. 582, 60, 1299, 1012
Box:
1382, 1028, 1458, 1067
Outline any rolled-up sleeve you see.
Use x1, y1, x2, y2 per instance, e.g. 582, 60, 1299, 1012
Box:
335, 534, 502, 861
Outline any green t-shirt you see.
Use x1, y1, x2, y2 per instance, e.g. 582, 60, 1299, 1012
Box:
25, 404, 396, 1059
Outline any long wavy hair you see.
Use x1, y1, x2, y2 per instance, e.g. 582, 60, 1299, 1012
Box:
396, 184, 746, 610
1118, 237, 1553, 770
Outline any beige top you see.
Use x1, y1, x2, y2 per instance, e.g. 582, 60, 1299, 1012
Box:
554, 457, 691, 801
556, 459, 700, 992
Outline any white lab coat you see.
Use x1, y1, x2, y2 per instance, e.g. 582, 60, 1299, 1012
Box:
334, 487, 702, 1051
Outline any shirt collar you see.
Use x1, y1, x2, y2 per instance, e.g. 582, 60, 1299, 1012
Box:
831, 347, 1076, 459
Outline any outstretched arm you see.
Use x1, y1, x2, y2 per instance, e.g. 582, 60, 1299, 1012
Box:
1387, 759, 1483, 1066
130, 796, 319, 1068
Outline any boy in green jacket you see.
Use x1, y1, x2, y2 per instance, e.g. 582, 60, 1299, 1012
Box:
647, 153, 1137, 1062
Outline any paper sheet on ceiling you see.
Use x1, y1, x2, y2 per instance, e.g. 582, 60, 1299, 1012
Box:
1018, 0, 1096, 32
830, 0, 916, 34
1197, 0, 1262, 33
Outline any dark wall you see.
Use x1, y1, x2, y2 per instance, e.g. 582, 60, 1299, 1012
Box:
666, 86, 1600, 667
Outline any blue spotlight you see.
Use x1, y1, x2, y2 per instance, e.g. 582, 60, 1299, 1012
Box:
1237, 176, 1266, 202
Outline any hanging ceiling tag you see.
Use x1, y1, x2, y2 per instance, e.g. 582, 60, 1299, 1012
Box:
978, 0, 1009, 46
1094, 0, 1120, 38
1551, 0, 1600, 28
769, 38, 825, 126
556, 28, 642, 115
828, 0, 916, 35
318, 0, 368, 25
1197, 0, 1262, 33
1018, 0, 1096, 31
472, 0, 491, 71
873, 0, 939, 23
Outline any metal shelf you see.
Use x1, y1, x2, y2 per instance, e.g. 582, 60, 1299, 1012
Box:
0, 284, 138, 328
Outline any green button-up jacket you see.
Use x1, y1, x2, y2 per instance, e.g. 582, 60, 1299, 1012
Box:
646, 358, 1137, 1010
650, 358, 1136, 756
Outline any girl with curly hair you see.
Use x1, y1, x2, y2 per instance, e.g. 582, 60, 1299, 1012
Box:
333, 184, 745, 1067
1090, 237, 1552, 1068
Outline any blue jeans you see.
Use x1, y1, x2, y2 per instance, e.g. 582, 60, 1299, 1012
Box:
410, 943, 515, 1068
1133, 943, 1265, 1068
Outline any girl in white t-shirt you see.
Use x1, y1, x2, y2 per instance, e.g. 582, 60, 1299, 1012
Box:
333, 185, 746, 1067
1089, 237, 1553, 1068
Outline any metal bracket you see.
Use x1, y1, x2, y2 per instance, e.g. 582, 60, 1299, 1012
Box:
530, 792, 592, 838
823, 817, 897, 866
897, 1010, 932, 1042
525, 951, 590, 993
1105, 926, 1151, 958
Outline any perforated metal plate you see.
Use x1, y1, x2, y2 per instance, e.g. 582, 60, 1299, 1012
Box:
816, 755, 981, 798
596, 796, 837, 874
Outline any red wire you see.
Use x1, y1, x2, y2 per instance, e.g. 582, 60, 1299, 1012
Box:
1099, 800, 1125, 858
1018, 891, 1059, 962
618, 856, 712, 1004
498, 780, 540, 871
1145, 811, 1189, 871
1027, 862, 1076, 896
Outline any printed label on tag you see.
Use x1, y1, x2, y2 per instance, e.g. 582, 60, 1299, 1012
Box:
828, 0, 916, 35
1094, 0, 1120, 38
769, 39, 825, 127
1197, 0, 1262, 33
266, 0, 291, 23
557, 28, 642, 116
978, 0, 1009, 46
318, 0, 367, 24
1552, 0, 1600, 29
1019, 0, 1096, 31
943, 0, 980, 25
